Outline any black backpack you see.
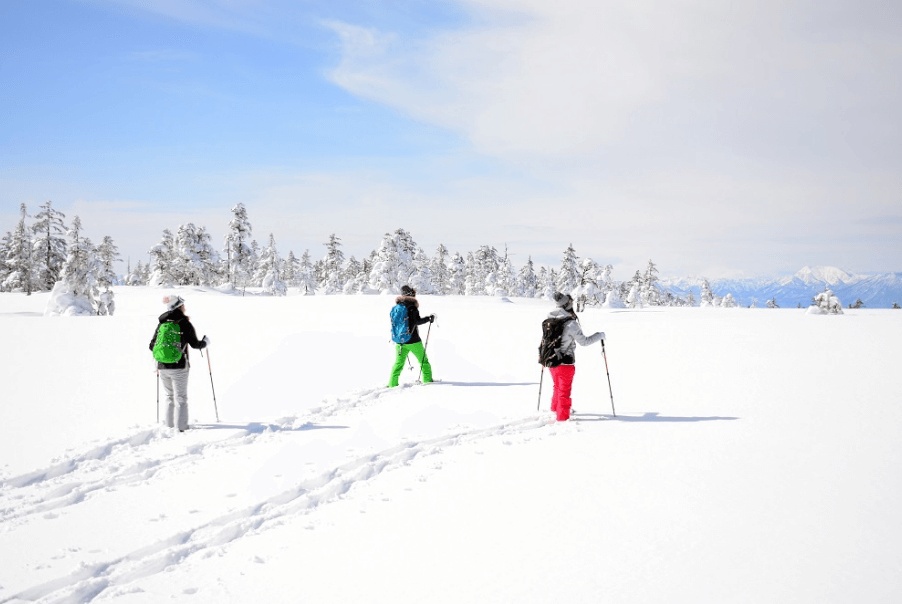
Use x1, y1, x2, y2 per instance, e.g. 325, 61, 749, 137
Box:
538, 317, 573, 367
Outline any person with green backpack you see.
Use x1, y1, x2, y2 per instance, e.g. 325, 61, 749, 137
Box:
149, 295, 209, 432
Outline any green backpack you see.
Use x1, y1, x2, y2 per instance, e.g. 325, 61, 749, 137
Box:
152, 321, 184, 363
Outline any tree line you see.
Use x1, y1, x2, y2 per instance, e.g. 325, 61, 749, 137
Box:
0, 201, 119, 314
3, 202, 734, 309
128, 203, 706, 307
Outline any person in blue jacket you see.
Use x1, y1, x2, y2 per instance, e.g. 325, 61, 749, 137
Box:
388, 285, 435, 387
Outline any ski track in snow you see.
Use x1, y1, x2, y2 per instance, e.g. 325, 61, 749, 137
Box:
0, 383, 558, 604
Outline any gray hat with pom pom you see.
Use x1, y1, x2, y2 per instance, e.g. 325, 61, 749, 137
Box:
552, 292, 572, 308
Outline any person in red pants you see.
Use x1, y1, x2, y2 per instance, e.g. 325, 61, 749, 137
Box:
546, 292, 605, 421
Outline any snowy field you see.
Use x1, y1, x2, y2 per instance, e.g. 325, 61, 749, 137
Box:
1, 287, 901, 603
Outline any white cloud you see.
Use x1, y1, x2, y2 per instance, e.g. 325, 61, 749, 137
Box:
325, 0, 902, 169
319, 0, 902, 275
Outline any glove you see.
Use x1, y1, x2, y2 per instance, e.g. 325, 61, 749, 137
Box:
202, 335, 210, 347
429, 314, 436, 323
597, 332, 605, 343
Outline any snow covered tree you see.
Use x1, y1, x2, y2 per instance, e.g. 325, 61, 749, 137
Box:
536, 266, 547, 298
345, 255, 362, 286
95, 235, 120, 315
298, 249, 316, 295
249, 240, 261, 284
342, 256, 363, 294
174, 223, 219, 286
3, 204, 37, 295
720, 293, 737, 308
448, 252, 466, 295
31, 200, 68, 290
495, 246, 517, 297
126, 260, 147, 286
556, 244, 580, 296
625, 285, 640, 308
594, 264, 614, 302
409, 247, 435, 294
766, 297, 779, 309
368, 229, 417, 293
173, 223, 200, 286
517, 256, 539, 298
700, 280, 715, 307
463, 252, 479, 296
96, 235, 120, 285
809, 286, 844, 315
284, 251, 300, 288
641, 260, 661, 306
313, 258, 325, 286
430, 244, 452, 295
602, 287, 626, 308
348, 255, 376, 294
475, 245, 500, 295
625, 279, 641, 309
148, 229, 177, 287
257, 233, 286, 296
320, 234, 345, 294
47, 216, 101, 316
0, 231, 11, 290
573, 258, 603, 310
225, 203, 254, 290
542, 267, 558, 299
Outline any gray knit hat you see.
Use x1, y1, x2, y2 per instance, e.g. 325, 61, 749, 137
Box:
401, 285, 416, 297
163, 295, 185, 311
552, 292, 572, 308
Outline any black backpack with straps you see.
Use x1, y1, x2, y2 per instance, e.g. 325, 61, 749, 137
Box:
538, 317, 574, 367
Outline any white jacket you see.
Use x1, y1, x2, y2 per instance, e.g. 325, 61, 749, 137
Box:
546, 308, 605, 363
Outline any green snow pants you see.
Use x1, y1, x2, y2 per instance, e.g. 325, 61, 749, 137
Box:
388, 341, 433, 387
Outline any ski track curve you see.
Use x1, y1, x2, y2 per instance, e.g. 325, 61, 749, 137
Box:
1, 383, 557, 604
0, 385, 397, 527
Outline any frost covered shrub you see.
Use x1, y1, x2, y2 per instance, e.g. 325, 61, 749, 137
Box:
807, 288, 844, 315
44, 281, 95, 316
601, 290, 626, 309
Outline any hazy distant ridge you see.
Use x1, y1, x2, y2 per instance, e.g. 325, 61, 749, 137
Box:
661, 267, 902, 308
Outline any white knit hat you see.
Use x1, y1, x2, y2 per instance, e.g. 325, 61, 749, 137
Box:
163, 295, 185, 311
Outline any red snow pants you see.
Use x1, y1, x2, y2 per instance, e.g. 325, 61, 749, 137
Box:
549, 364, 576, 421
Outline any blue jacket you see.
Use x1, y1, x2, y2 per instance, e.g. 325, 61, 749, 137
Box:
396, 295, 431, 344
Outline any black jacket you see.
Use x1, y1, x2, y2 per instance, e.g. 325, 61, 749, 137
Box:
396, 295, 431, 344
149, 307, 207, 369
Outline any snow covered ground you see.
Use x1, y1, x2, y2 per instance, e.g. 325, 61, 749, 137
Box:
1, 287, 900, 603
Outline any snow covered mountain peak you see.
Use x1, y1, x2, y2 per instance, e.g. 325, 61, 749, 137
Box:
793, 266, 855, 285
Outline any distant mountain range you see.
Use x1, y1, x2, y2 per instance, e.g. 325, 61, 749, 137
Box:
660, 266, 902, 309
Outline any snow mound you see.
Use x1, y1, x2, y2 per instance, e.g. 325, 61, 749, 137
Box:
43, 281, 94, 316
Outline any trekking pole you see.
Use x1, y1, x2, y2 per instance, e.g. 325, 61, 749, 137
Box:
417, 322, 433, 383
202, 348, 220, 422
156, 370, 160, 423
537, 366, 544, 411
601, 341, 616, 417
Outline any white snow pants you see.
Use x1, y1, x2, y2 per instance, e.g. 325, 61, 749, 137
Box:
159, 367, 190, 431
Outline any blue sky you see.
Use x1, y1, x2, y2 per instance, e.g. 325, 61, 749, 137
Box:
2, 0, 900, 279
